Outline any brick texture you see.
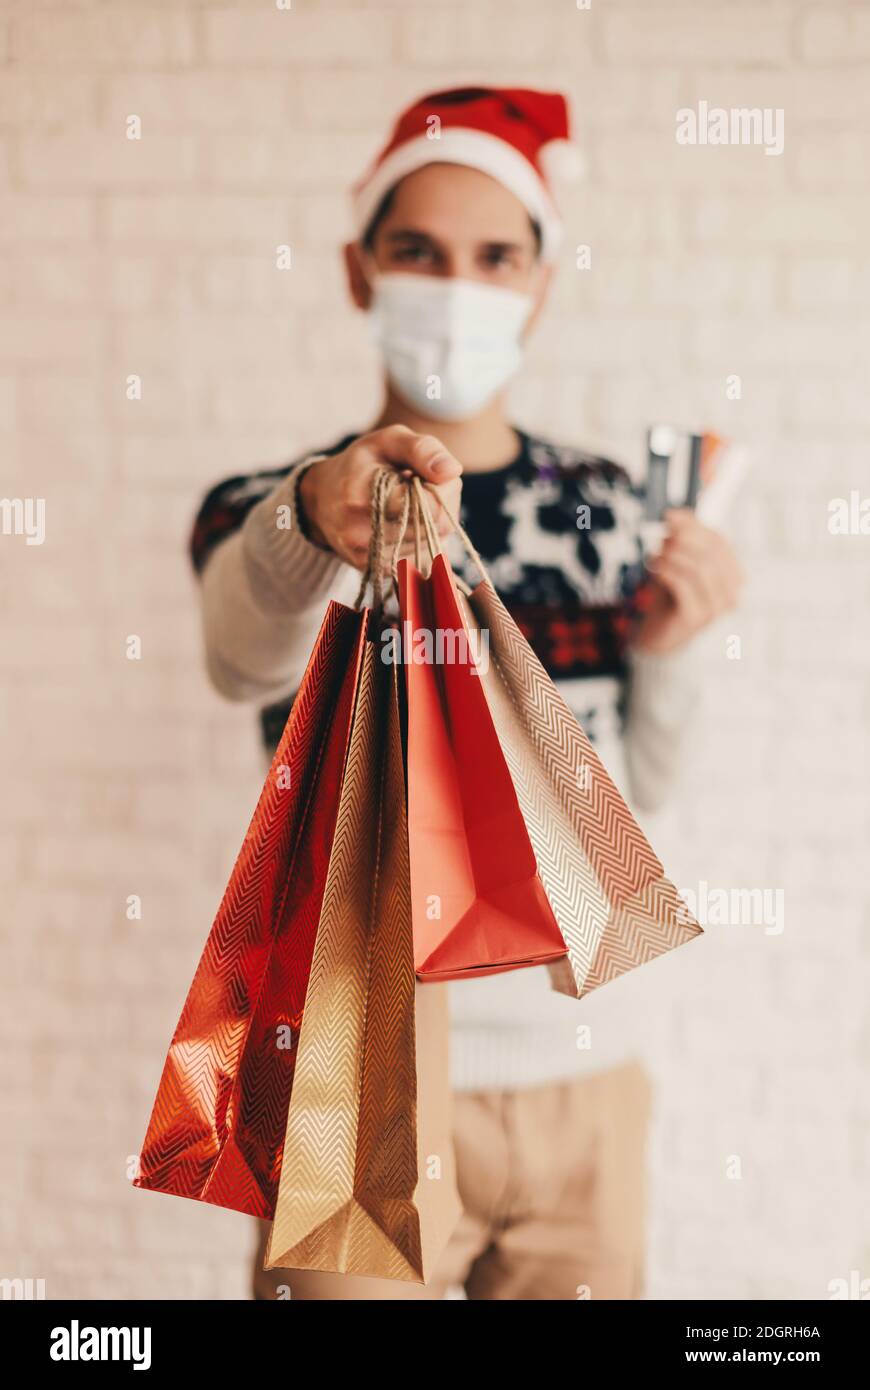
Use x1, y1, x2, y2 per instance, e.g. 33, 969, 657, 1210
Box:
1, 0, 867, 1303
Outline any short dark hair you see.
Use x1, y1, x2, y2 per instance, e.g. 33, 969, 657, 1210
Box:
361, 182, 543, 257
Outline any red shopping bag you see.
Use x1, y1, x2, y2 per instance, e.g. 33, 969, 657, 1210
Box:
398, 548, 567, 981
134, 602, 366, 1218
408, 478, 701, 1000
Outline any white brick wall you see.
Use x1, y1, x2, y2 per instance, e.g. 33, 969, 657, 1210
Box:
1, 0, 867, 1301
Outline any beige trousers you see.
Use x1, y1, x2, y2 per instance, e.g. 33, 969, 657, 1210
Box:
252, 1060, 652, 1301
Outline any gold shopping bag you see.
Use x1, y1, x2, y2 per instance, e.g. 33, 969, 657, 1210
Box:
266, 636, 461, 1282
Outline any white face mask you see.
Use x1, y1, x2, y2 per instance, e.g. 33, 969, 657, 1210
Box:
367, 273, 534, 422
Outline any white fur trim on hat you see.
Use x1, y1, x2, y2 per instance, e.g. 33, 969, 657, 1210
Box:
538, 138, 585, 184
354, 126, 563, 260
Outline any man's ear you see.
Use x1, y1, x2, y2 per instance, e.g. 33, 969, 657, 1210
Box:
524, 261, 553, 336
343, 242, 372, 311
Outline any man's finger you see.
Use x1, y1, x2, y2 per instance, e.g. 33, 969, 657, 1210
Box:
663, 508, 697, 528
648, 563, 706, 627
650, 550, 721, 618
365, 426, 463, 482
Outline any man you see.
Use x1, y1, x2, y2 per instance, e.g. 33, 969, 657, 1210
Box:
191, 87, 742, 1300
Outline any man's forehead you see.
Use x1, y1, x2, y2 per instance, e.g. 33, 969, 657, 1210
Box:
380, 163, 536, 243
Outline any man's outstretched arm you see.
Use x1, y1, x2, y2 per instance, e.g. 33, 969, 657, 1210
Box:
196, 428, 463, 703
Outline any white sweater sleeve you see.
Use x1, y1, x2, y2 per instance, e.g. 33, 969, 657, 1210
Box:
622, 638, 706, 813
199, 462, 359, 704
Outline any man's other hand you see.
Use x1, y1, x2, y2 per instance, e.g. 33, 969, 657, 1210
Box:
633, 509, 745, 655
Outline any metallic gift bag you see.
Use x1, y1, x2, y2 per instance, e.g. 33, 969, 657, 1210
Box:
266, 644, 461, 1281
463, 582, 702, 998
134, 603, 367, 1218
398, 549, 567, 981
413, 479, 702, 1000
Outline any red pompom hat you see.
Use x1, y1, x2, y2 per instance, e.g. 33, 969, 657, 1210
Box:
352, 86, 581, 262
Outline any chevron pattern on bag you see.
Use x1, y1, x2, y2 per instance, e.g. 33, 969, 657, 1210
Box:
581, 875, 699, 994
134, 602, 366, 1217
467, 581, 701, 999
267, 649, 460, 1281
462, 592, 610, 987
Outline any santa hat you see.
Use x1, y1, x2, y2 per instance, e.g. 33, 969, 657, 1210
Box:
352, 86, 581, 262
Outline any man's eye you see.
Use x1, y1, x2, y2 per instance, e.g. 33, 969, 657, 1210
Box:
480, 248, 515, 270
392, 245, 432, 264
